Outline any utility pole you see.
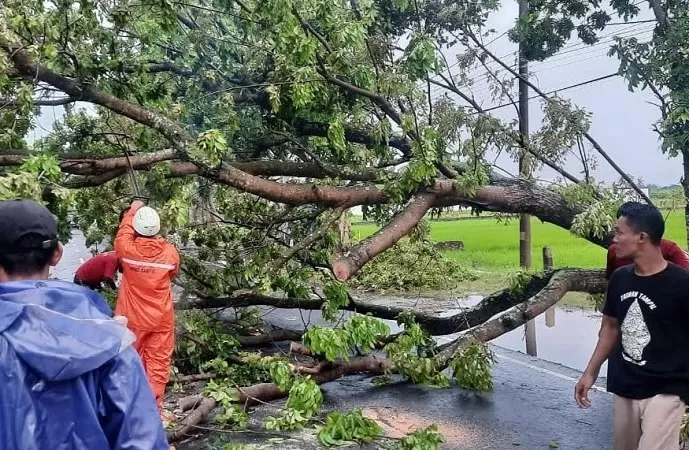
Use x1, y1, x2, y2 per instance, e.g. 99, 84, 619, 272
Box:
518, 0, 536, 356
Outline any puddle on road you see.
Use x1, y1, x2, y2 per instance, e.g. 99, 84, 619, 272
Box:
58, 232, 605, 373
428, 296, 604, 373
492, 305, 604, 373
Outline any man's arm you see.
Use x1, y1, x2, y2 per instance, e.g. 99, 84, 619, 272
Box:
664, 241, 689, 271
170, 248, 181, 280
586, 315, 619, 374
575, 314, 619, 408
605, 244, 617, 280
103, 255, 119, 290
99, 348, 170, 450
575, 272, 620, 408
114, 201, 144, 258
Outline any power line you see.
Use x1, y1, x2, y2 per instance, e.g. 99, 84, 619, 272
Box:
477, 72, 618, 113
430, 23, 654, 97
440, 21, 652, 80
463, 31, 653, 99
465, 24, 654, 87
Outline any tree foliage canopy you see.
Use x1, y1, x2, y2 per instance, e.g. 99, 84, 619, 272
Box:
0, 0, 621, 297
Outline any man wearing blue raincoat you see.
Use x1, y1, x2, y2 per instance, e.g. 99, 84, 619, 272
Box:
0, 199, 170, 450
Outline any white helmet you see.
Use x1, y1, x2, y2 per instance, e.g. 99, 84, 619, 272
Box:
132, 206, 160, 237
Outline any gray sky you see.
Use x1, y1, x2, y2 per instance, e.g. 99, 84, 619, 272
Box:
456, 1, 672, 186
30, 2, 674, 187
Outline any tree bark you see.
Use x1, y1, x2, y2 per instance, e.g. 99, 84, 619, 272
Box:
167, 397, 217, 441
178, 395, 204, 412
178, 269, 606, 336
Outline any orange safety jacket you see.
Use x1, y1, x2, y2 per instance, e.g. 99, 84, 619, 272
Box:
114, 208, 180, 332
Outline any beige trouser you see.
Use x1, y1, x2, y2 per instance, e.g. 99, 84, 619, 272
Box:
613, 394, 686, 450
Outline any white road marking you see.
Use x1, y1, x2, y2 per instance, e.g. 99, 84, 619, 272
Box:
494, 350, 611, 395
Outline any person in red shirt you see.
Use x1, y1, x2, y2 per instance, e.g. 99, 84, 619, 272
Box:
74, 251, 121, 291
606, 239, 689, 279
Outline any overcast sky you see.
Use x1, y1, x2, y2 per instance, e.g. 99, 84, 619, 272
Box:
30, 2, 674, 187
449, 1, 672, 187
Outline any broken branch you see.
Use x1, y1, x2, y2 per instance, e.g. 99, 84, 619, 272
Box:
332, 192, 438, 281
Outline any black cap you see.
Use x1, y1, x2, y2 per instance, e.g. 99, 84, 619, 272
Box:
0, 199, 58, 251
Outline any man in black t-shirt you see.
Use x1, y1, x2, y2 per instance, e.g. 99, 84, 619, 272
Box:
575, 201, 689, 450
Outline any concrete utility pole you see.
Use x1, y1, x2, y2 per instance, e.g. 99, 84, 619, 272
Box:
518, 0, 536, 357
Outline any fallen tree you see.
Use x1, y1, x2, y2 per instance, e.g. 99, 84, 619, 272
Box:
177, 268, 606, 336
0, 0, 638, 446
167, 266, 606, 442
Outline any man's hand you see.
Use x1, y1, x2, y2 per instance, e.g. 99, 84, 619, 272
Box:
130, 200, 145, 212
574, 371, 597, 408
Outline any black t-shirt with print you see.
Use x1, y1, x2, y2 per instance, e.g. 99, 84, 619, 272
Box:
603, 262, 689, 402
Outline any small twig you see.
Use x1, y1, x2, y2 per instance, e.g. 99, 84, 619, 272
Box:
269, 206, 346, 275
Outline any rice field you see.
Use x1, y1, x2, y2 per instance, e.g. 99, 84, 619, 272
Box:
352, 209, 688, 273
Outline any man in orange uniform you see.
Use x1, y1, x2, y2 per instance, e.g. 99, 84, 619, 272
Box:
115, 200, 180, 418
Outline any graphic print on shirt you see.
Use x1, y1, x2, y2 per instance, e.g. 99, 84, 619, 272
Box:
619, 291, 656, 367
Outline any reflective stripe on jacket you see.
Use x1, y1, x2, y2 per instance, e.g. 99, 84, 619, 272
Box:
114, 208, 180, 331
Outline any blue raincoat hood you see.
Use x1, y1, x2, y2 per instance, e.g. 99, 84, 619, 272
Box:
0, 280, 130, 381
0, 280, 169, 450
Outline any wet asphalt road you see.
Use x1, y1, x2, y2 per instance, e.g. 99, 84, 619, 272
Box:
228, 307, 615, 449
319, 345, 612, 449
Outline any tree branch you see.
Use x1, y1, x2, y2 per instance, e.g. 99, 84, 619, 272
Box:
465, 29, 653, 206
1, 41, 191, 148
435, 268, 606, 366
178, 268, 606, 336
332, 192, 437, 281
0, 96, 76, 107
292, 119, 412, 156
236, 329, 305, 347
0, 147, 610, 248
429, 76, 584, 187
